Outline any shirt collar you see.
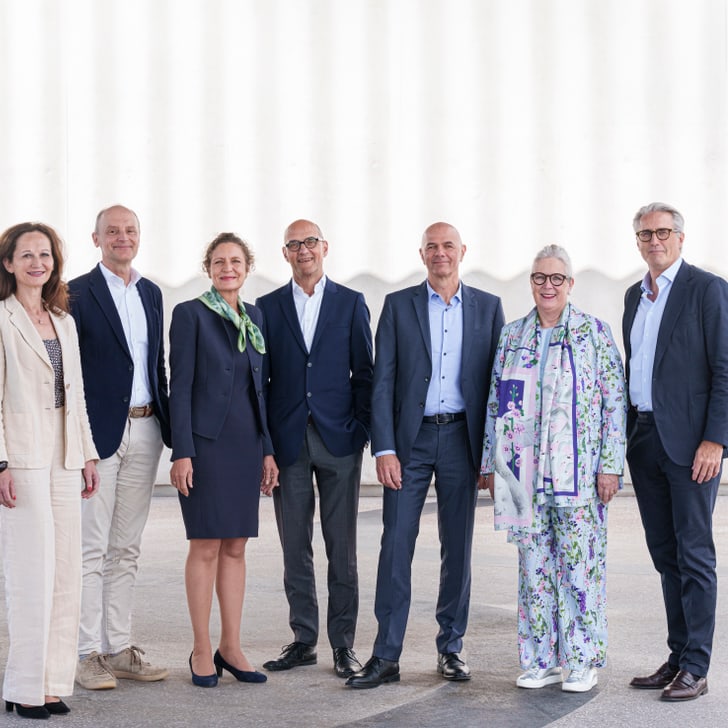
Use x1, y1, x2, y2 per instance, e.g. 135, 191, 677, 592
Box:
292, 274, 327, 298
99, 261, 141, 287
426, 280, 462, 305
640, 257, 683, 294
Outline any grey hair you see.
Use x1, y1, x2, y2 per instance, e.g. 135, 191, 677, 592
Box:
532, 244, 573, 278
632, 202, 684, 234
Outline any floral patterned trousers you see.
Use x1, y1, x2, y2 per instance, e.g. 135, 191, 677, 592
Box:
511, 499, 608, 670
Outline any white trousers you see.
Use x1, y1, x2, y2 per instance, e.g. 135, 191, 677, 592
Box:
1, 409, 82, 705
78, 415, 162, 655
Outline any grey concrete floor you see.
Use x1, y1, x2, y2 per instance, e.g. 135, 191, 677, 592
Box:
1, 489, 727, 728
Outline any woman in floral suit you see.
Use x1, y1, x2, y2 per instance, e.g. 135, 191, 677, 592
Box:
481, 244, 627, 693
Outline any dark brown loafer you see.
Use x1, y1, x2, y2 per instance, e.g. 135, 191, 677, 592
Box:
629, 661, 679, 689
661, 670, 708, 701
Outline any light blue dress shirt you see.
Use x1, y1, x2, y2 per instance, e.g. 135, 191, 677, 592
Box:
629, 257, 683, 411
424, 281, 465, 416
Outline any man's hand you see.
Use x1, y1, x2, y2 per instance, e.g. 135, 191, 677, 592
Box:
376, 454, 402, 490
691, 440, 724, 483
477, 473, 494, 498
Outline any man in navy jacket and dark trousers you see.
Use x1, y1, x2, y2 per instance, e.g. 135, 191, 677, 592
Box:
347, 222, 504, 689
69, 205, 171, 690
624, 202, 728, 702
256, 219, 373, 679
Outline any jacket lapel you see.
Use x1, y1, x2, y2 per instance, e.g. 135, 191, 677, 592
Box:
309, 279, 336, 353
460, 283, 476, 370
412, 281, 432, 361
5, 295, 52, 369
88, 265, 131, 357
653, 262, 690, 370
623, 283, 642, 361
277, 282, 308, 354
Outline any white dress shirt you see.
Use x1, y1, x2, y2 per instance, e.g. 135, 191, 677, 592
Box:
292, 275, 327, 352
99, 263, 152, 407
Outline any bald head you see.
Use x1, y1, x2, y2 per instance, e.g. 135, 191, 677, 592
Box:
95, 204, 140, 235
284, 219, 323, 243
420, 221, 462, 250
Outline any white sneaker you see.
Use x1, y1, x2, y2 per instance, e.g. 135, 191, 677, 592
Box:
516, 666, 562, 688
562, 666, 598, 692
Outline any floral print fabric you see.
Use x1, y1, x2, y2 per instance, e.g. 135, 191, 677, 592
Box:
513, 500, 608, 669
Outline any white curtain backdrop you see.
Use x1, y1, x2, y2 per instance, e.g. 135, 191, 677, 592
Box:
1, 0, 726, 289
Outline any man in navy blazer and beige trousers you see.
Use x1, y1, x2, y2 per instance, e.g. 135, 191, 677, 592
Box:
347, 222, 504, 688
256, 220, 373, 679
624, 202, 728, 702
68, 205, 171, 690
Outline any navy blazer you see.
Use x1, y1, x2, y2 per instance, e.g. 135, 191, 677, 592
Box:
623, 261, 728, 466
168, 299, 273, 460
371, 281, 504, 470
256, 279, 373, 468
68, 264, 171, 459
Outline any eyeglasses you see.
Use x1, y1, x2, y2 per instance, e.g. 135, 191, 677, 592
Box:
530, 272, 568, 286
635, 228, 677, 243
285, 237, 322, 252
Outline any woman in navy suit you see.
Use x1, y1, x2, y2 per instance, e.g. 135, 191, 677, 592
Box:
169, 232, 278, 687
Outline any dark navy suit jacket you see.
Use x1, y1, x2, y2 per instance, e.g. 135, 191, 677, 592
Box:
168, 300, 272, 461
68, 264, 171, 459
256, 279, 373, 468
623, 261, 728, 466
371, 281, 504, 470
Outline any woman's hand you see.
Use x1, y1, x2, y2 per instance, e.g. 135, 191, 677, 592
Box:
260, 455, 279, 496
171, 458, 194, 497
0, 470, 16, 508
597, 473, 619, 504
82, 460, 100, 498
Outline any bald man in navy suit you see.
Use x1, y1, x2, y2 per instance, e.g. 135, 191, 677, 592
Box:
347, 222, 504, 688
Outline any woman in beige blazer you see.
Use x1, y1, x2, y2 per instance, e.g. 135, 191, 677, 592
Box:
0, 222, 99, 720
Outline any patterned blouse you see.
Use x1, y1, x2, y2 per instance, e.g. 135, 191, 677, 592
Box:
43, 338, 65, 408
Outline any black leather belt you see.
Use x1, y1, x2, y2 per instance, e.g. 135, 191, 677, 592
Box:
422, 412, 466, 425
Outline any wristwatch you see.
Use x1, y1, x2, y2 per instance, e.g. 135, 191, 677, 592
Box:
0, 461, 8, 473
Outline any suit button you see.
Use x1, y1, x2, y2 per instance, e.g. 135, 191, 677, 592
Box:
424, 377, 429, 382
128, 364, 133, 371
123, 396, 129, 403
307, 362, 312, 368
253, 366, 259, 372
307, 392, 312, 398
419, 402, 424, 408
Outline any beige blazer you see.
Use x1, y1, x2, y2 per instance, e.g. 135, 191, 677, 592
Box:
0, 294, 98, 469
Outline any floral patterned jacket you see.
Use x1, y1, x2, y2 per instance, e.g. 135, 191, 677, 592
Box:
481, 304, 627, 529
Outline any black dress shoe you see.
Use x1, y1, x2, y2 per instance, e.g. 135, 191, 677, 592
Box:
629, 661, 679, 689
437, 652, 471, 681
661, 670, 708, 701
333, 647, 362, 678
345, 656, 400, 689
263, 642, 317, 671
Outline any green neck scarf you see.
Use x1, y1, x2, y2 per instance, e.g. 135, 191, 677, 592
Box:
197, 286, 266, 354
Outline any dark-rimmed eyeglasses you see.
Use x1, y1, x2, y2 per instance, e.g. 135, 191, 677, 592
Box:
635, 228, 677, 243
530, 272, 568, 287
285, 237, 322, 252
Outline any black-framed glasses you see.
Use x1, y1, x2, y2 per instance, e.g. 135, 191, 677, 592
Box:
635, 228, 676, 243
285, 236, 322, 252
530, 272, 568, 286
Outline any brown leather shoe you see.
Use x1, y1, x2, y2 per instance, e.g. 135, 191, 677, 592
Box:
661, 670, 708, 701
629, 661, 679, 689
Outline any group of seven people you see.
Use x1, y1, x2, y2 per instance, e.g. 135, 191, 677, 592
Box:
0, 201, 724, 718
